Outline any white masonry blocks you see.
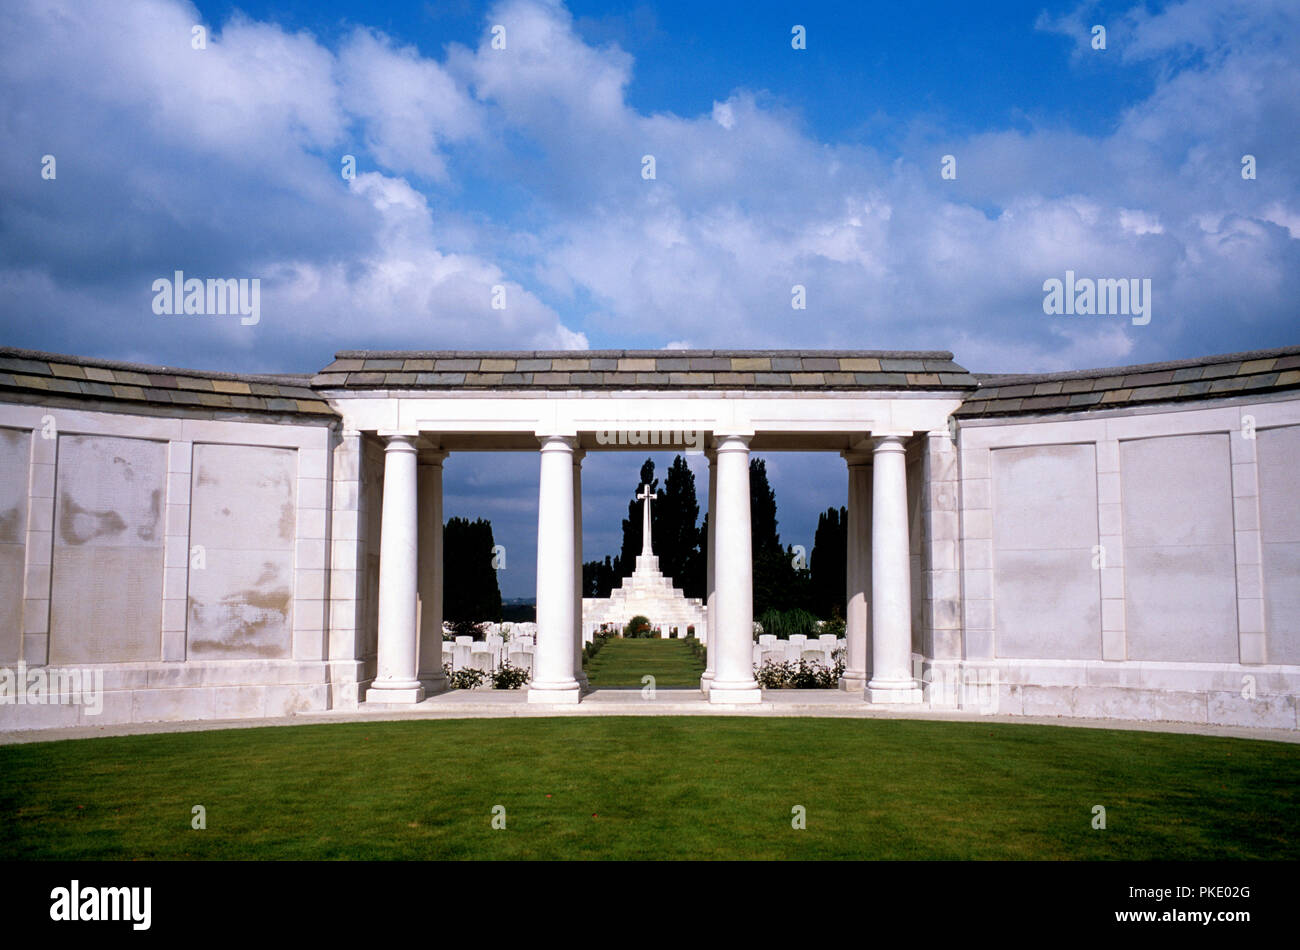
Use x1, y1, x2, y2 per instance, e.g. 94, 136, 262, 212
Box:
2, 356, 1298, 731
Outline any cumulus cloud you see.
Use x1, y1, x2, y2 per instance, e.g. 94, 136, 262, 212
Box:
0, 0, 584, 371
338, 28, 483, 181
0, 0, 1295, 375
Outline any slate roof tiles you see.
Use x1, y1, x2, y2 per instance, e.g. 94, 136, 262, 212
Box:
956, 345, 1300, 418
3, 343, 1298, 421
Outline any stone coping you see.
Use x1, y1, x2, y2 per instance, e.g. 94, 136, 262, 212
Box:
314, 349, 977, 391
956, 344, 1300, 418
0, 346, 336, 417
4, 342, 1298, 416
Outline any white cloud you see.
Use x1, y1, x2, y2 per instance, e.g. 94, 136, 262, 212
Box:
0, 0, 1295, 376
338, 28, 483, 181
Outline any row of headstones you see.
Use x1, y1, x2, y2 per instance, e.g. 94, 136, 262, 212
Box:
444, 634, 536, 673
441, 631, 846, 676
444, 621, 538, 640
753, 634, 845, 667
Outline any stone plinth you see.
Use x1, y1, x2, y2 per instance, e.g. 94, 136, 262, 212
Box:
582, 556, 708, 640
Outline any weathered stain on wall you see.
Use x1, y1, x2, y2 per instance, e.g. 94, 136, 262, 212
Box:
0, 427, 30, 663
49, 434, 166, 664
57, 493, 127, 545
187, 444, 297, 658
189, 566, 293, 657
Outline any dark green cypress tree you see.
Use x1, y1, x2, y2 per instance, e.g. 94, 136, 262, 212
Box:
583, 554, 620, 597
658, 455, 701, 588
443, 516, 502, 623
810, 505, 848, 619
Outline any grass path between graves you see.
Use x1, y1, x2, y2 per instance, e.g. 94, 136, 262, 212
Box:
583, 637, 704, 688
1, 716, 1296, 860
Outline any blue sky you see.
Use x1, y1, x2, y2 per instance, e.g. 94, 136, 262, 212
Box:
2, 0, 1297, 595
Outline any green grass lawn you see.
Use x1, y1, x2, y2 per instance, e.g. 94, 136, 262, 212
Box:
583, 636, 704, 688
1, 716, 1296, 860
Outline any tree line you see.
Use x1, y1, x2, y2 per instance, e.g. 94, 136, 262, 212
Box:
582, 455, 848, 620
442, 456, 850, 623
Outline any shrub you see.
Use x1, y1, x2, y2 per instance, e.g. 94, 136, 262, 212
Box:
444, 664, 487, 690
584, 632, 611, 664
624, 615, 653, 638
754, 657, 844, 689
448, 618, 486, 640
820, 615, 846, 639
683, 636, 706, 660
755, 660, 794, 688
490, 660, 529, 690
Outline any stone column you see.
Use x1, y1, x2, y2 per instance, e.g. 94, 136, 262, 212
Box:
367, 434, 425, 704
417, 451, 447, 694
868, 435, 922, 703
529, 435, 581, 703
708, 434, 762, 704
841, 450, 871, 691
573, 449, 589, 690
701, 446, 718, 694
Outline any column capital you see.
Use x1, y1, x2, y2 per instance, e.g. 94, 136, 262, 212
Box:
538, 434, 578, 452
379, 433, 419, 452
572, 448, 587, 464
872, 434, 909, 453
842, 449, 873, 466
714, 433, 752, 453
418, 450, 448, 466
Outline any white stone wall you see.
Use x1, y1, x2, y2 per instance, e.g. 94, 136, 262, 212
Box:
1258, 424, 1300, 664
917, 430, 961, 660
0, 399, 337, 730
0, 427, 31, 665
951, 394, 1300, 727
50, 433, 166, 665
3, 380, 1297, 731
990, 442, 1100, 660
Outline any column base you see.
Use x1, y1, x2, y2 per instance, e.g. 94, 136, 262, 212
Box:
528, 684, 582, 704
575, 671, 591, 690
699, 670, 715, 695
838, 672, 869, 692
867, 680, 923, 704
365, 684, 426, 704
707, 681, 762, 705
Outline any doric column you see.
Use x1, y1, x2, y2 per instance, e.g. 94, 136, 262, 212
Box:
528, 435, 581, 703
572, 449, 589, 690
841, 450, 871, 691
367, 434, 425, 704
868, 435, 922, 703
708, 434, 762, 704
701, 446, 718, 693
417, 450, 447, 694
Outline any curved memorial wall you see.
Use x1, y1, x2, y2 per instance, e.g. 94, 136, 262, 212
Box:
0, 343, 1296, 730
